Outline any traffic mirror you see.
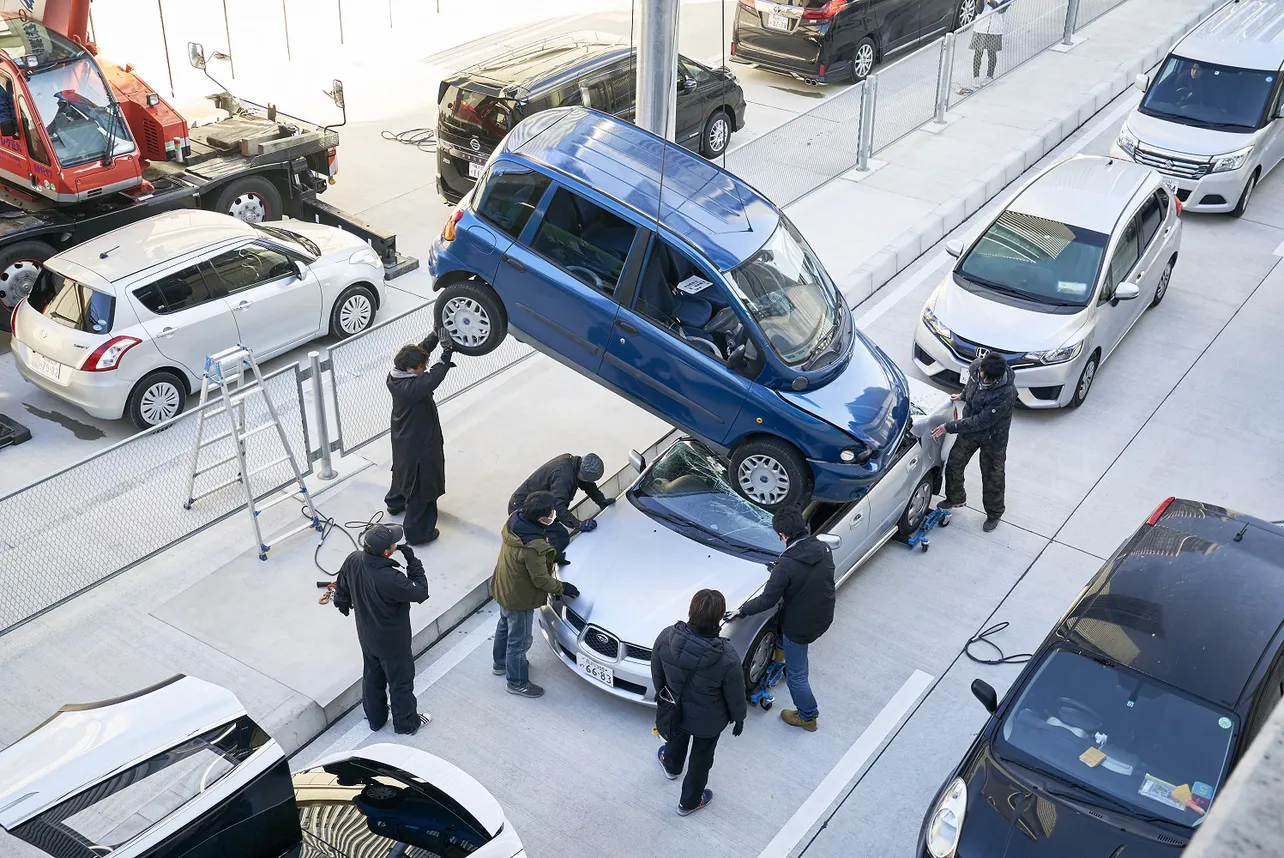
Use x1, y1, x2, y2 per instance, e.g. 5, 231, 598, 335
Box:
329, 80, 345, 111
188, 42, 206, 70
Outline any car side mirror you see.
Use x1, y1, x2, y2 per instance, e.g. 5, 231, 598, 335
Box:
815, 533, 841, 550
0, 117, 15, 138
628, 450, 646, 473
328, 79, 345, 111
1276, 102, 1284, 121
945, 239, 964, 258
971, 678, 998, 713
1133, 72, 1150, 93
1115, 282, 1140, 301
293, 260, 308, 279
188, 42, 206, 71
679, 77, 697, 93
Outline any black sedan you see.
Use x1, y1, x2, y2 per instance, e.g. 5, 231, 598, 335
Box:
920, 498, 1284, 857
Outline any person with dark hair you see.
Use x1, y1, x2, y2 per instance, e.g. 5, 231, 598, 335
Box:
490, 490, 580, 698
651, 588, 746, 816
332, 523, 432, 734
932, 350, 1017, 532
728, 505, 835, 732
507, 453, 612, 566
959, 0, 1011, 94
385, 330, 455, 545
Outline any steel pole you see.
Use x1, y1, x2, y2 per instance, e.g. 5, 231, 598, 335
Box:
308, 351, 336, 480
1062, 0, 1081, 45
856, 74, 878, 171
636, 0, 680, 140
935, 32, 955, 124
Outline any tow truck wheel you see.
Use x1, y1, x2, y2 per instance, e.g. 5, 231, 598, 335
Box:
434, 280, 508, 356
214, 176, 282, 223
0, 240, 54, 322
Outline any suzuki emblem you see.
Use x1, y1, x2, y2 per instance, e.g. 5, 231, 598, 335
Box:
469, 137, 481, 152
974, 347, 989, 359
1162, 159, 1174, 171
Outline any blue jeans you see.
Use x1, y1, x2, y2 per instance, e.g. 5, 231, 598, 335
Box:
781, 634, 818, 721
493, 606, 533, 686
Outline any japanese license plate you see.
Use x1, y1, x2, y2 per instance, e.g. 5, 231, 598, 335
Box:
1161, 177, 1179, 194
767, 12, 790, 30
34, 352, 63, 382
467, 161, 484, 179
576, 653, 614, 688
959, 365, 969, 386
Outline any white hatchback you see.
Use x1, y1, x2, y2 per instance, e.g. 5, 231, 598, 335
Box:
10, 209, 385, 429
913, 155, 1182, 409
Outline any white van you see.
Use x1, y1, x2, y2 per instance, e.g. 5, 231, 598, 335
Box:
1111, 0, 1284, 216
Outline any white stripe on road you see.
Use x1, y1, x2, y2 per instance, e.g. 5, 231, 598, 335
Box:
1273, 238, 1284, 257
756, 669, 934, 858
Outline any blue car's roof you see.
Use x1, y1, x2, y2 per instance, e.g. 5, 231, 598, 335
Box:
501, 108, 779, 272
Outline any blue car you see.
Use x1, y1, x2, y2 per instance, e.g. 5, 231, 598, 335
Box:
427, 107, 909, 508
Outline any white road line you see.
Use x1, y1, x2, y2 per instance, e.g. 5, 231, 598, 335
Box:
756, 669, 934, 858
854, 90, 1142, 329
1273, 238, 1284, 256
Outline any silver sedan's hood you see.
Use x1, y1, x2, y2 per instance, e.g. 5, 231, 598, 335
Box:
275, 220, 369, 259
929, 278, 1090, 353
562, 500, 770, 649
1126, 110, 1255, 158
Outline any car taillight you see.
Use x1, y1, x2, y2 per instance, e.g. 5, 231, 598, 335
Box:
738, 0, 754, 8
1145, 496, 1176, 526
9, 298, 20, 335
442, 208, 464, 242
803, 0, 847, 19
82, 335, 141, 372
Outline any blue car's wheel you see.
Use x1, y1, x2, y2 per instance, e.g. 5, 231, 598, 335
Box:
435, 280, 507, 356
730, 437, 810, 510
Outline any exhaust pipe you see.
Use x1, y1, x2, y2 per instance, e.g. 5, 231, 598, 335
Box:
803, 78, 819, 86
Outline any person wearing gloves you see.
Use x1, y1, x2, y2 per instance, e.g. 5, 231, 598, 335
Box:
507, 453, 611, 566
651, 589, 747, 817
490, 491, 580, 698
385, 330, 456, 545
931, 350, 1017, 532
333, 523, 432, 735
727, 505, 835, 733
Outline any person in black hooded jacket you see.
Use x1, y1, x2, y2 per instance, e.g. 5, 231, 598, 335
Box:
385, 331, 455, 545
730, 505, 834, 733
651, 589, 746, 816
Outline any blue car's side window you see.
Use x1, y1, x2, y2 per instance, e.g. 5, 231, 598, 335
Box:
474, 167, 551, 240
528, 186, 637, 296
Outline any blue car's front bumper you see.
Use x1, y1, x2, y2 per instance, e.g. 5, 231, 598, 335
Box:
807, 457, 887, 502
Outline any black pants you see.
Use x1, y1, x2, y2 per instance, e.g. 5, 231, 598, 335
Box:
971, 33, 1002, 78
663, 729, 720, 810
507, 497, 571, 562
944, 436, 1007, 518
387, 487, 439, 544
362, 648, 418, 732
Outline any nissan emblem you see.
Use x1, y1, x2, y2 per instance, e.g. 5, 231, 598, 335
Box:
469, 137, 481, 152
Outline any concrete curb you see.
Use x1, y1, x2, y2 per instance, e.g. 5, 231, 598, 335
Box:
837, 0, 1225, 308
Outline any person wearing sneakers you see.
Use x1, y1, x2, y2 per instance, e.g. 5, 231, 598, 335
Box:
507, 453, 612, 567
385, 330, 456, 545
728, 505, 835, 733
651, 589, 746, 816
490, 491, 580, 698
959, 0, 1010, 94
332, 524, 432, 735
932, 350, 1017, 532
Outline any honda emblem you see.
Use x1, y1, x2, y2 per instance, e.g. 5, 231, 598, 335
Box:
974, 347, 989, 359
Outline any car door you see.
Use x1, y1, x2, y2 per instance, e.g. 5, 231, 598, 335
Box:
131, 261, 241, 379
493, 182, 637, 374
866, 428, 924, 534
1134, 190, 1169, 302
877, 0, 925, 54
675, 58, 714, 150
1258, 79, 1284, 177
921, 0, 964, 39
467, 161, 552, 286
815, 496, 873, 583
205, 242, 322, 358
599, 230, 751, 444
1094, 212, 1143, 359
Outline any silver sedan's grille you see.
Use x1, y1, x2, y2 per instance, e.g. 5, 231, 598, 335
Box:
583, 627, 619, 659
1132, 146, 1211, 180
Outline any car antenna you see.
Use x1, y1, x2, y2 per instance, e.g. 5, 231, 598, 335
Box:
1233, 522, 1250, 542
99, 245, 120, 259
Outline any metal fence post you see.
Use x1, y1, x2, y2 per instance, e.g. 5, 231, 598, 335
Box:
856, 74, 878, 171
935, 32, 956, 124
1062, 0, 1082, 45
308, 351, 336, 480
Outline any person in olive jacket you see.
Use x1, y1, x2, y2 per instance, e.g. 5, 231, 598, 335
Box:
490, 491, 579, 698
385, 331, 455, 545
729, 505, 834, 733
652, 589, 747, 817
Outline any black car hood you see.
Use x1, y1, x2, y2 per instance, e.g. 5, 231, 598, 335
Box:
956, 747, 1189, 858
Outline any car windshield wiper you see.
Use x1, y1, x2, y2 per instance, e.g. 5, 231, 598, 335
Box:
957, 271, 1037, 300
1006, 757, 1175, 825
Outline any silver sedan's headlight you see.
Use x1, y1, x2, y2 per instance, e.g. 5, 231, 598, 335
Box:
1210, 145, 1253, 174
349, 247, 382, 267
926, 777, 967, 858
1115, 124, 1138, 157
922, 305, 951, 343
1027, 339, 1084, 365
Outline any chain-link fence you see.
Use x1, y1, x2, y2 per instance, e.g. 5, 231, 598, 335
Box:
329, 301, 536, 455
1076, 0, 1130, 27
947, 0, 1070, 109
0, 365, 310, 634
872, 39, 946, 153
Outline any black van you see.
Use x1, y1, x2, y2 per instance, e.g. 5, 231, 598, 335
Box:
436, 32, 748, 204
732, 0, 981, 84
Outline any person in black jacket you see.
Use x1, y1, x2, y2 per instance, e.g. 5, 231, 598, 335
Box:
507, 453, 611, 566
651, 589, 746, 816
385, 331, 455, 545
333, 524, 431, 735
729, 505, 834, 733
931, 351, 1017, 532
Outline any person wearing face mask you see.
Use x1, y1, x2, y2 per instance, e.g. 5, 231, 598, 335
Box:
931, 351, 1017, 532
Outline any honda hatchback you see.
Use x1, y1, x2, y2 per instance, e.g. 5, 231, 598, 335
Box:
427, 107, 910, 509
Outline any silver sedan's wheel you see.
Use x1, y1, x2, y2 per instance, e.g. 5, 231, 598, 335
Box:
138, 379, 182, 426
1151, 259, 1173, 307
738, 454, 791, 506
338, 293, 373, 334
904, 480, 931, 529
1070, 353, 1098, 408
441, 295, 491, 349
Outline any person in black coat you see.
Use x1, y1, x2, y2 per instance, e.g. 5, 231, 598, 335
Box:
507, 453, 611, 566
729, 505, 835, 733
651, 589, 747, 816
931, 350, 1017, 532
333, 524, 431, 735
385, 331, 455, 545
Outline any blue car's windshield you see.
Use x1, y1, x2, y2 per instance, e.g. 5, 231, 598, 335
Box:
628, 440, 779, 559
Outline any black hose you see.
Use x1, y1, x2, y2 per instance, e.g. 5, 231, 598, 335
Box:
965, 621, 1033, 665
302, 505, 388, 579
380, 127, 437, 153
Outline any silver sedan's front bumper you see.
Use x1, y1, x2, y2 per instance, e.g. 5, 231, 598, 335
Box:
537, 603, 657, 705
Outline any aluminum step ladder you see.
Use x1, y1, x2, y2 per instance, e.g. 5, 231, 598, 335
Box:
184, 345, 321, 560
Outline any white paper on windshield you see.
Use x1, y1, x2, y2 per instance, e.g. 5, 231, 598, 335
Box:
676, 275, 712, 295
1056, 281, 1088, 296
1139, 773, 1187, 810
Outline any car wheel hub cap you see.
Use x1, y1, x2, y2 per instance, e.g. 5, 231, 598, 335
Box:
1158, 267, 1170, 298
856, 45, 874, 77
442, 296, 491, 347
228, 192, 267, 223
959, 0, 977, 25
1080, 362, 1096, 398
0, 258, 41, 306
339, 295, 373, 333
749, 633, 774, 684
710, 119, 728, 152
907, 483, 930, 527
739, 455, 790, 505
140, 382, 180, 425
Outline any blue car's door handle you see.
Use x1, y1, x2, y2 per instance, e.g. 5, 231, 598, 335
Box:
617, 320, 639, 336
503, 255, 526, 272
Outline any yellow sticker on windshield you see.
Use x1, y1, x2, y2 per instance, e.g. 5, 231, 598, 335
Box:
1079, 747, 1106, 767
1172, 784, 1192, 803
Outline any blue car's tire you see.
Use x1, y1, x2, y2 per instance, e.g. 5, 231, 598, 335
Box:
435, 280, 507, 356
730, 437, 811, 510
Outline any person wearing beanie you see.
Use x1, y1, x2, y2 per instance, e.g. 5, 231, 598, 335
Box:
507, 453, 612, 566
